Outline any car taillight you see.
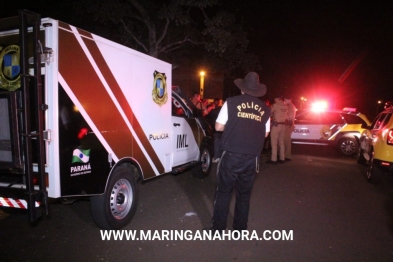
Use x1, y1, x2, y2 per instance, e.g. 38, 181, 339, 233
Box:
388, 129, 393, 145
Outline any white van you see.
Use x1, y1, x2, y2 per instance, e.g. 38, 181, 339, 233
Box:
0, 10, 213, 229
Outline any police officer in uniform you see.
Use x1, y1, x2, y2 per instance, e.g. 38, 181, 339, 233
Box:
284, 98, 296, 161
267, 97, 288, 164
211, 72, 271, 232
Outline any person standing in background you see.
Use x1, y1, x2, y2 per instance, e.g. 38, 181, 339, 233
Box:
284, 98, 296, 161
191, 92, 214, 116
205, 98, 223, 163
266, 97, 288, 164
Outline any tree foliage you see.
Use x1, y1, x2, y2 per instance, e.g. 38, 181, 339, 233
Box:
73, 0, 260, 75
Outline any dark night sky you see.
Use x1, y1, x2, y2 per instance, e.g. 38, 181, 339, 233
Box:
1, 1, 393, 118
230, 1, 393, 118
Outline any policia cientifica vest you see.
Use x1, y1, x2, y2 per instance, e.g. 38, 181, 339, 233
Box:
221, 94, 271, 156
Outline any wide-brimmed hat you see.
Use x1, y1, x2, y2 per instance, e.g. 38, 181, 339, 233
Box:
234, 72, 267, 97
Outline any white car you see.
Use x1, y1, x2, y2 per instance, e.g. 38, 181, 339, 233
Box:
292, 109, 371, 156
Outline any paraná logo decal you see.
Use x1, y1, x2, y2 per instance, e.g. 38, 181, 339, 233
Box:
71, 148, 92, 177
72, 148, 91, 163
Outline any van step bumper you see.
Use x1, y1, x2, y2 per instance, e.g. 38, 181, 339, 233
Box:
172, 161, 200, 175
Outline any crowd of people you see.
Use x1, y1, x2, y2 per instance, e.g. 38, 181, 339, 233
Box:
190, 83, 297, 166
191, 93, 224, 163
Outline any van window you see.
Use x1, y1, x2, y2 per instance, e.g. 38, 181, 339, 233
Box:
342, 114, 367, 126
296, 111, 343, 125
172, 97, 186, 117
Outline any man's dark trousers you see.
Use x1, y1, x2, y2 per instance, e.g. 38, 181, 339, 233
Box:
212, 151, 256, 231
213, 132, 223, 159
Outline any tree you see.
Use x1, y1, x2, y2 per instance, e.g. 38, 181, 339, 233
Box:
201, 10, 260, 74
73, 0, 259, 75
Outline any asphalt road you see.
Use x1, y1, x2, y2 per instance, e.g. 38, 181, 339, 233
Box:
1, 144, 393, 261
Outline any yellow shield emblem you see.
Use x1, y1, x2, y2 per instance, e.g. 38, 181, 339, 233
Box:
0, 45, 21, 91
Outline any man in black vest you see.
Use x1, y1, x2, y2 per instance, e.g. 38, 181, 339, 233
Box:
211, 72, 271, 232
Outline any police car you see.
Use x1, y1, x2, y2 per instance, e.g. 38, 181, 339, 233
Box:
292, 108, 371, 156
357, 102, 393, 183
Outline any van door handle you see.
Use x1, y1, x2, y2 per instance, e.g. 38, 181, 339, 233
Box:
173, 123, 180, 127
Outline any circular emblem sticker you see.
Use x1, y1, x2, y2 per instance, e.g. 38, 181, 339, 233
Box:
0, 45, 21, 91
152, 70, 168, 106
320, 125, 332, 139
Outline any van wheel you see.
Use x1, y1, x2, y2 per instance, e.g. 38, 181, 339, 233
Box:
338, 137, 358, 156
90, 165, 139, 229
366, 151, 383, 184
192, 142, 212, 179
356, 147, 367, 165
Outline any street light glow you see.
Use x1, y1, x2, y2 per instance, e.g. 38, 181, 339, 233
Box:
199, 71, 205, 99
300, 97, 307, 110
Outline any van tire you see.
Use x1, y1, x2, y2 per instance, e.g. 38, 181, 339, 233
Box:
192, 142, 212, 179
366, 151, 383, 184
337, 137, 358, 156
90, 165, 139, 229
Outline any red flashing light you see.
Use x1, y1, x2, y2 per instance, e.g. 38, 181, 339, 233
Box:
77, 128, 89, 140
311, 101, 328, 112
